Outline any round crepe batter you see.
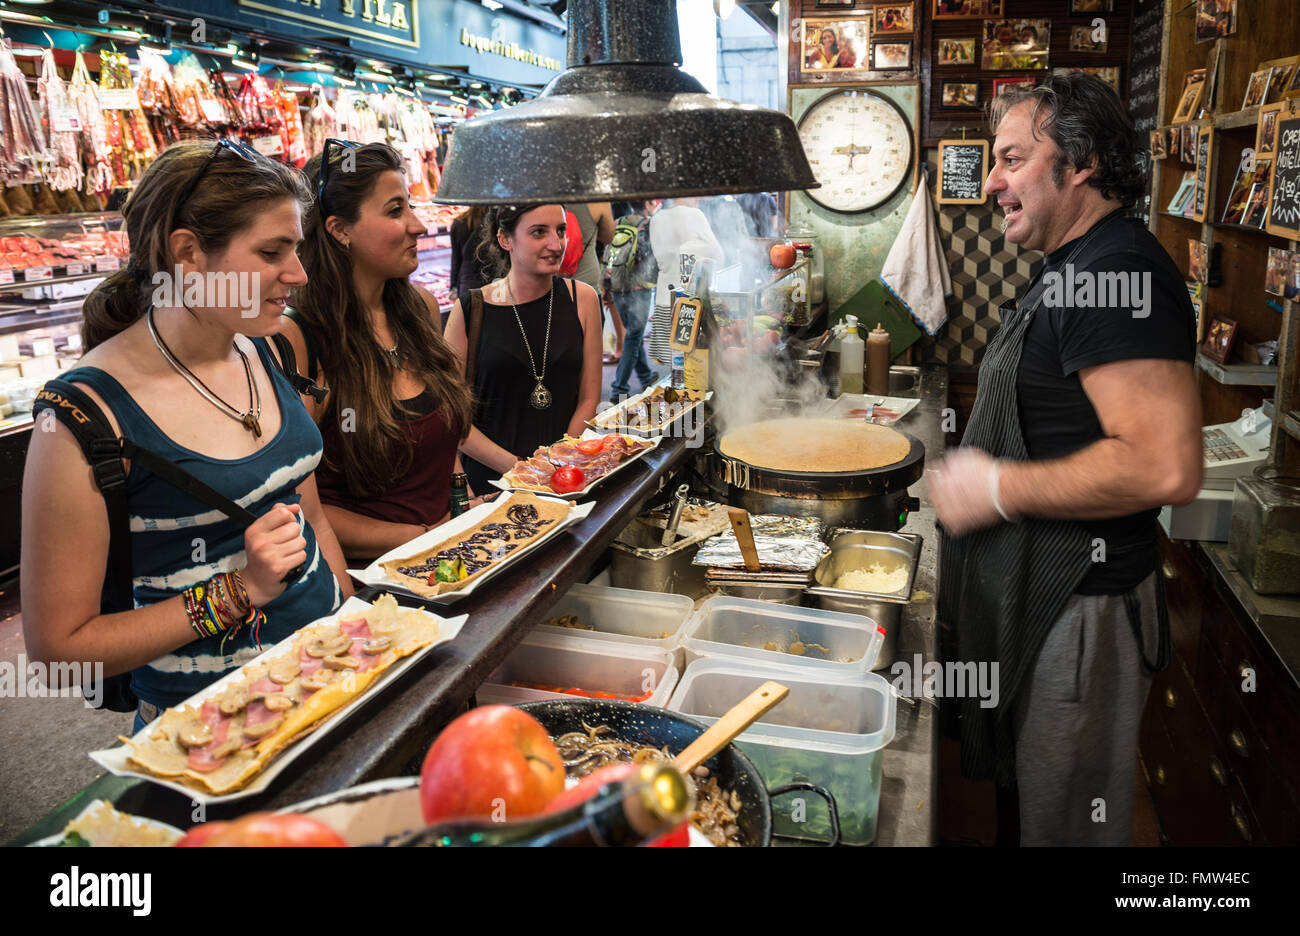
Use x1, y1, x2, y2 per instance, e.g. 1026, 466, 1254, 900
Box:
720, 418, 911, 473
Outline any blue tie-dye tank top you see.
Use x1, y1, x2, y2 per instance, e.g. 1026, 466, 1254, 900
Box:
60, 337, 342, 709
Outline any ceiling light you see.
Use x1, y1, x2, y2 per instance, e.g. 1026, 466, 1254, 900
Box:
470, 82, 484, 89
139, 34, 171, 55
714, 0, 735, 19
450, 94, 469, 106
435, 0, 816, 204
482, 0, 504, 9
232, 50, 259, 70
770, 2, 779, 13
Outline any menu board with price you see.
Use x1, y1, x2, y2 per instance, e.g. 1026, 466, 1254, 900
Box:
936, 140, 989, 205
1267, 113, 1300, 239
669, 297, 702, 352
1191, 126, 1214, 222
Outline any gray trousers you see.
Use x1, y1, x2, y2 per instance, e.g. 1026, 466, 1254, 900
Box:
1011, 571, 1161, 846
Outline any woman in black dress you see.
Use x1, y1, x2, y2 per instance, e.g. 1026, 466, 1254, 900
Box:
444, 204, 605, 493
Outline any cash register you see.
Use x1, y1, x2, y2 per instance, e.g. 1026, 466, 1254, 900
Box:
1159, 404, 1272, 541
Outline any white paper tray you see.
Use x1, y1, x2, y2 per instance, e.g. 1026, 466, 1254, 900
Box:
88, 596, 468, 805
349, 491, 594, 603
488, 431, 660, 500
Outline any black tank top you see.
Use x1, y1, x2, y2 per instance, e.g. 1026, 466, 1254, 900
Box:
463, 276, 584, 492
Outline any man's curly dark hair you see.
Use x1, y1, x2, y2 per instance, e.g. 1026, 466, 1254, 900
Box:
988, 72, 1146, 207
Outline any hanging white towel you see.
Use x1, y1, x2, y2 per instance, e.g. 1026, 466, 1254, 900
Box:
879, 180, 952, 336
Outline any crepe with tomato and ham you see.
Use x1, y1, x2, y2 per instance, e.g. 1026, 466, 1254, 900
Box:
379, 491, 572, 598
502, 434, 654, 493
122, 595, 440, 795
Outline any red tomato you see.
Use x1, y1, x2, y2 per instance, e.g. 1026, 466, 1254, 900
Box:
550, 466, 586, 494
174, 821, 231, 847
181, 813, 346, 847
574, 438, 606, 455
420, 706, 566, 824
769, 243, 796, 269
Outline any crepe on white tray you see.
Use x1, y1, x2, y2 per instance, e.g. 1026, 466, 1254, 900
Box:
89, 596, 467, 805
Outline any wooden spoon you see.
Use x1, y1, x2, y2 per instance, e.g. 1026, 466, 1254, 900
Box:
673, 680, 789, 775
728, 507, 762, 573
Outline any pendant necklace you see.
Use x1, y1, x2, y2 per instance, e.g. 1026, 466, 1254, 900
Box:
507, 275, 554, 410
148, 309, 263, 437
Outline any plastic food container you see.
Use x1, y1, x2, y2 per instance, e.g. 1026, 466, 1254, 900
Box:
532, 583, 694, 671
680, 595, 884, 676
1228, 465, 1300, 595
668, 659, 895, 844
805, 530, 922, 671
479, 630, 679, 708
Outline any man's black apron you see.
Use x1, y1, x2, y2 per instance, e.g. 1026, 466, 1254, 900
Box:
937, 221, 1169, 788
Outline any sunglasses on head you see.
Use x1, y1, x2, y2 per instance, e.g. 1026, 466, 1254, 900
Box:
176, 138, 262, 212
318, 138, 363, 216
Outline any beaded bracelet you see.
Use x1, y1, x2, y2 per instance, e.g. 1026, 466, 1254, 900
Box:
181, 572, 260, 648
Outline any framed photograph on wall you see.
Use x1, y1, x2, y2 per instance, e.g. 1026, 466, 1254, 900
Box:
982, 19, 1049, 71
871, 40, 913, 70
1053, 66, 1121, 95
1150, 130, 1167, 159
1171, 81, 1205, 122
815, 0, 857, 7
992, 76, 1036, 96
1242, 69, 1272, 109
1262, 57, 1298, 105
1258, 102, 1284, 158
800, 19, 872, 74
938, 38, 976, 66
1069, 0, 1114, 11
873, 4, 914, 33
940, 82, 981, 108
1195, 0, 1237, 43
1069, 25, 1107, 53
1200, 316, 1238, 364
933, 0, 1002, 19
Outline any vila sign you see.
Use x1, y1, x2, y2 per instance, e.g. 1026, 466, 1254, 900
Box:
238, 0, 419, 48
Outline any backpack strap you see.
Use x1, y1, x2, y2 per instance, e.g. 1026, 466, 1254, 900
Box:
34, 380, 133, 613
269, 332, 328, 404
281, 308, 326, 399
466, 288, 484, 388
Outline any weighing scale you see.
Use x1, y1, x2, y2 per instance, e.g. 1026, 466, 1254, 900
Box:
1160, 404, 1272, 541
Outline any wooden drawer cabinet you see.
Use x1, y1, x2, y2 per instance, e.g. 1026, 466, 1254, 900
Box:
1141, 534, 1300, 845
1157, 533, 1201, 672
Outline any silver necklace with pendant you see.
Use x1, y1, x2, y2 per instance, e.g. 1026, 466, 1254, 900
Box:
507, 276, 554, 410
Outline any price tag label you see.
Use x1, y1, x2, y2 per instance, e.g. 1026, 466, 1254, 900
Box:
50, 104, 82, 133
95, 257, 121, 273
0, 270, 14, 285
99, 88, 140, 110
251, 135, 284, 157
198, 98, 226, 122
65, 263, 85, 277
1242, 409, 1259, 435
24, 267, 53, 282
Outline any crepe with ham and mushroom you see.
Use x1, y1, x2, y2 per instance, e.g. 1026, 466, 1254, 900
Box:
121, 595, 440, 795
502, 434, 654, 493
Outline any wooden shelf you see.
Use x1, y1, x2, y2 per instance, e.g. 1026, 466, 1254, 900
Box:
1215, 108, 1262, 130
1212, 221, 1291, 238
1197, 354, 1278, 386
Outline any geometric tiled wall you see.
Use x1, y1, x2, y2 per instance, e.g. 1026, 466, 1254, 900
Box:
917, 200, 1045, 366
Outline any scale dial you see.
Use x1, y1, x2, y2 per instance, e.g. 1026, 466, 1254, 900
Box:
797, 89, 914, 214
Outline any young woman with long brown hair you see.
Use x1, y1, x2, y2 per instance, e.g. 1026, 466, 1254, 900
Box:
284, 142, 492, 563
445, 204, 605, 493
21, 140, 351, 732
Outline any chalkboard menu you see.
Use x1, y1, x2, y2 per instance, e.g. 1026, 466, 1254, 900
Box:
1267, 113, 1300, 239
1192, 127, 1213, 222
669, 297, 702, 352
936, 140, 988, 205
1129, 0, 1164, 224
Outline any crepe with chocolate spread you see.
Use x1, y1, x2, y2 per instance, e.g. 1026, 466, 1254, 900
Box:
380, 492, 572, 598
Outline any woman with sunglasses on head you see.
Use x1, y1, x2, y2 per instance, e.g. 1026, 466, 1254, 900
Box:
444, 204, 605, 494
21, 140, 352, 731
284, 141, 490, 564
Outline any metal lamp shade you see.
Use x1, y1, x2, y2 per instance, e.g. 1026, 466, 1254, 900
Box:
434, 0, 818, 205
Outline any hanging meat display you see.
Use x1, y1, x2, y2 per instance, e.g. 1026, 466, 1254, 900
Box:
236, 73, 286, 159
303, 83, 337, 158
68, 50, 112, 200
37, 49, 83, 194
98, 50, 157, 182
275, 78, 308, 167
0, 40, 47, 186
136, 50, 185, 148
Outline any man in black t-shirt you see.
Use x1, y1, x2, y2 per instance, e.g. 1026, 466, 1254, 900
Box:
930, 75, 1202, 845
